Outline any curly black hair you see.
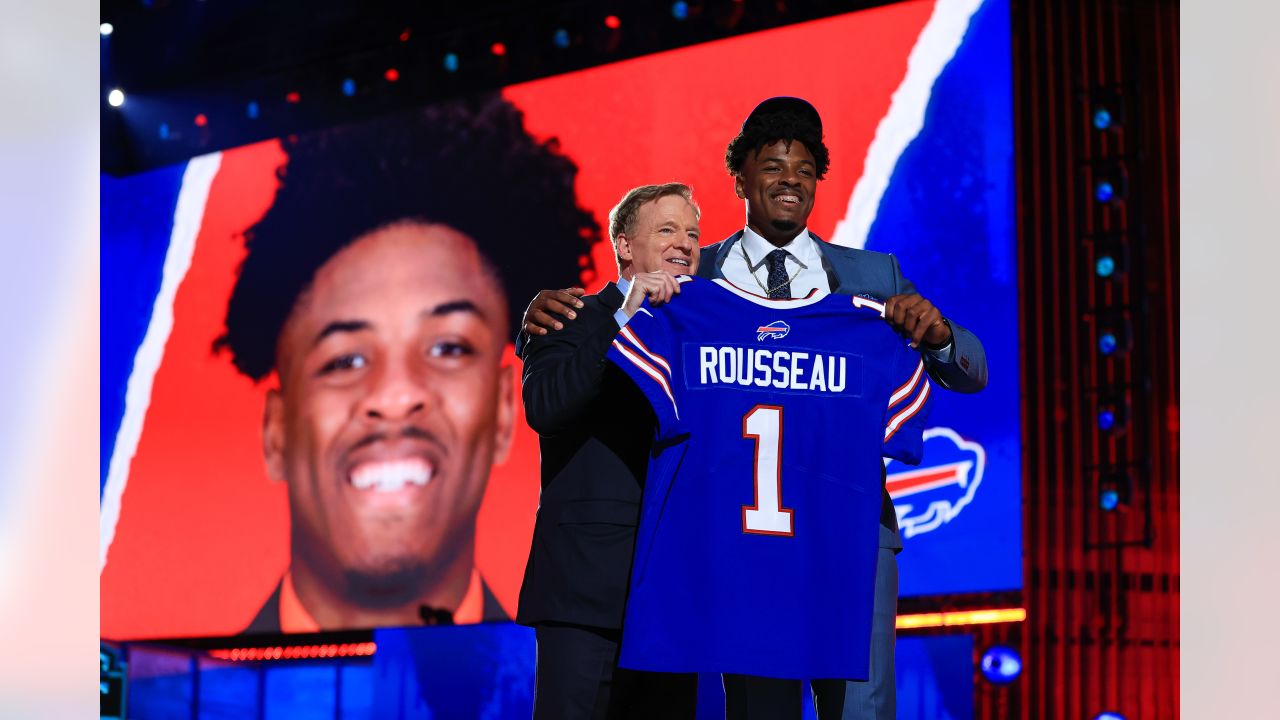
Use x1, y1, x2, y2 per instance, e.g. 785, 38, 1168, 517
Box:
724, 110, 831, 180
215, 94, 599, 381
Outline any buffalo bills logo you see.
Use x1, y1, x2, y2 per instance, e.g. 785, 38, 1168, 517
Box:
886, 427, 986, 539
756, 321, 790, 341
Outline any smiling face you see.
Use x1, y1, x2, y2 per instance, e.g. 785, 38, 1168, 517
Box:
735, 139, 818, 246
265, 221, 515, 607
616, 194, 701, 279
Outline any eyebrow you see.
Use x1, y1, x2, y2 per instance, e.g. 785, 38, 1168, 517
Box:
310, 300, 487, 348
313, 320, 370, 347
761, 155, 816, 167
424, 299, 486, 320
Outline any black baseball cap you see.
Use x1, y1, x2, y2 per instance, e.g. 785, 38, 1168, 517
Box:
741, 97, 823, 134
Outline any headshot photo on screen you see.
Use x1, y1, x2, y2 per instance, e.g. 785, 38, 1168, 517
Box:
216, 94, 597, 633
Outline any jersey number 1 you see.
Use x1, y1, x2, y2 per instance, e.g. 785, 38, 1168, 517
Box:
742, 405, 794, 536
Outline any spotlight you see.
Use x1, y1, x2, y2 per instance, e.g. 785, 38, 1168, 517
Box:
604, 15, 621, 29
158, 123, 169, 140
1095, 255, 1115, 278
1094, 180, 1115, 203
1092, 107, 1112, 130
285, 91, 301, 104
1099, 489, 1120, 511
553, 29, 571, 48
100, 22, 114, 37
1093, 714, 1126, 720
1098, 332, 1118, 356
194, 113, 208, 127
979, 646, 1022, 685
672, 2, 690, 20
443, 53, 459, 72
1097, 409, 1116, 432
384, 68, 400, 82
490, 42, 507, 57
246, 101, 260, 119
342, 78, 356, 96
107, 88, 124, 107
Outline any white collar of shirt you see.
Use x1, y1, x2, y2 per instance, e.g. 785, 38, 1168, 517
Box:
739, 226, 819, 271
616, 275, 632, 297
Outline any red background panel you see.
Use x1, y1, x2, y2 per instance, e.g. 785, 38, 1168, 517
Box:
100, 2, 934, 639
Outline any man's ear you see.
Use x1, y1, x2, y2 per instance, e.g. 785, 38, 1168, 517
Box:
491, 363, 516, 464
734, 174, 746, 199
263, 387, 287, 482
616, 232, 634, 264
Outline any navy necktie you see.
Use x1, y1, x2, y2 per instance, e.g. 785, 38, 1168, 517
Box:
766, 249, 792, 299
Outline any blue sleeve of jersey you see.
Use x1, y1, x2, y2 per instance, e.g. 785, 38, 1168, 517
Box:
606, 302, 682, 440
882, 345, 933, 465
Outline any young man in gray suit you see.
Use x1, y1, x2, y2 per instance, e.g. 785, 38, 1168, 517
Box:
522, 98, 987, 720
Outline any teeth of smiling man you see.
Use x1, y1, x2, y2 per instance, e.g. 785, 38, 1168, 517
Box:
350, 458, 434, 492
668, 258, 689, 266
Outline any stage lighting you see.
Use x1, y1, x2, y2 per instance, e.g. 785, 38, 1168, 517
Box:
286, 91, 301, 104
553, 29, 571, 48
1098, 409, 1116, 431
979, 646, 1022, 685
672, 2, 690, 20
384, 68, 400, 82
1092, 107, 1112, 130
194, 113, 208, 127
1095, 255, 1115, 278
1098, 332, 1118, 356
605, 15, 621, 29
100, 22, 114, 37
490, 42, 507, 57
1094, 180, 1115, 203
1093, 714, 1126, 720
1099, 488, 1120, 511
443, 53, 459, 72
342, 78, 356, 96
107, 88, 124, 107
246, 101, 259, 119
158, 123, 169, 140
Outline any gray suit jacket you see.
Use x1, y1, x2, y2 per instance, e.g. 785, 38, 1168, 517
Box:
699, 231, 989, 550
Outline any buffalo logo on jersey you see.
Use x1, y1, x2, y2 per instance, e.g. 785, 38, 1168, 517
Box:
756, 321, 791, 341
886, 427, 986, 539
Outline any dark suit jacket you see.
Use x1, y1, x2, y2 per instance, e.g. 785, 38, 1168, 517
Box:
698, 231, 989, 548
515, 282, 656, 630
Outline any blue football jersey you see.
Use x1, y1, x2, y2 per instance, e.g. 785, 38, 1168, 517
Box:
606, 277, 932, 680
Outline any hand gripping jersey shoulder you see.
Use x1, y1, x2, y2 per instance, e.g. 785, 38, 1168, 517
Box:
606, 277, 931, 680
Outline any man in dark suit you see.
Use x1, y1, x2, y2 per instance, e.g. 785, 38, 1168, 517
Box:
517, 183, 701, 719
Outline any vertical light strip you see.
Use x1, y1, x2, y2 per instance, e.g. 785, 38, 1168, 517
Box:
99, 152, 222, 572
830, 0, 984, 249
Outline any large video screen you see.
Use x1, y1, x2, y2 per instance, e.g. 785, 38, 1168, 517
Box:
101, 0, 1018, 639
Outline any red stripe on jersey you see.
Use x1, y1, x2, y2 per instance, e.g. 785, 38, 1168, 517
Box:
612, 340, 680, 420
619, 325, 672, 378
884, 378, 931, 442
889, 359, 925, 408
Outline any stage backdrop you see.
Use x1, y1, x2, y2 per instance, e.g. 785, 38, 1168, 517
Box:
102, 0, 1018, 639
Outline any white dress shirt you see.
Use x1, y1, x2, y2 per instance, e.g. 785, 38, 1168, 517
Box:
720, 226, 829, 300
719, 227, 955, 360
